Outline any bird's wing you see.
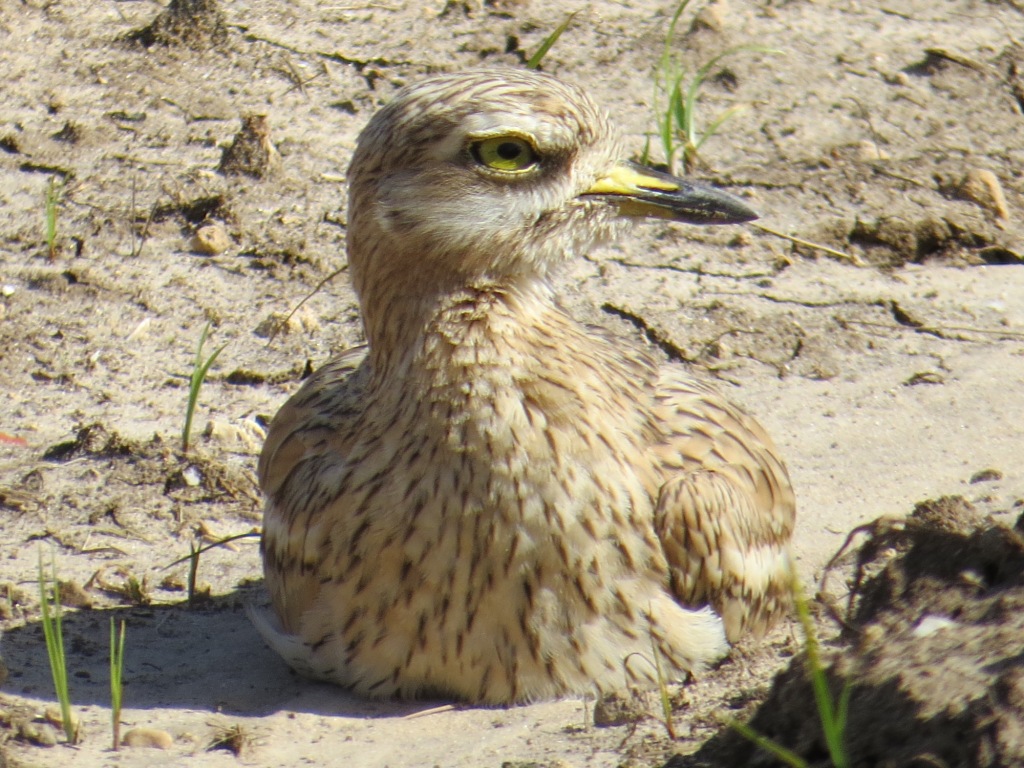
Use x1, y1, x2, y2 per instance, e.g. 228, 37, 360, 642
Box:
258, 346, 368, 497
651, 373, 796, 642
258, 345, 368, 633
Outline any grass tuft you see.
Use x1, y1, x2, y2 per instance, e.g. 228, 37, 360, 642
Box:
37, 548, 78, 744
651, 0, 780, 174
182, 321, 226, 453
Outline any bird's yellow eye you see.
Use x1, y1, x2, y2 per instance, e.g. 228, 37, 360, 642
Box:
471, 136, 538, 173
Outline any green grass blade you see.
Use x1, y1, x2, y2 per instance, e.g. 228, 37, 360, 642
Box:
649, 632, 676, 739
794, 573, 850, 768
694, 104, 747, 152
661, 100, 677, 174
639, 133, 652, 166
45, 177, 61, 259
670, 77, 687, 135
831, 684, 856, 765
182, 321, 227, 453
526, 11, 579, 69
727, 717, 809, 768
660, 0, 692, 73
165, 529, 261, 569
686, 45, 781, 148
110, 618, 126, 750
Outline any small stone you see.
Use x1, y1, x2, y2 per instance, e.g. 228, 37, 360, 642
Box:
18, 721, 59, 747
957, 169, 1010, 220
691, 0, 727, 32
592, 689, 646, 727
46, 90, 67, 113
856, 140, 889, 162
122, 727, 175, 749
182, 465, 203, 487
254, 309, 320, 338
191, 222, 231, 255
729, 230, 753, 247
203, 418, 266, 454
912, 614, 957, 638
43, 706, 79, 735
127, 317, 153, 342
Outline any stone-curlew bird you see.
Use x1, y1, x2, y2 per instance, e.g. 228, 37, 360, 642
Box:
253, 68, 795, 705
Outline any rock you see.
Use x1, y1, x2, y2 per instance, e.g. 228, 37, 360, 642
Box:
691, 0, 728, 32
592, 689, 646, 727
191, 222, 231, 255
122, 727, 175, 749
18, 721, 58, 747
958, 168, 1010, 220
856, 139, 889, 161
42, 706, 79, 737
254, 309, 320, 338
203, 418, 266, 454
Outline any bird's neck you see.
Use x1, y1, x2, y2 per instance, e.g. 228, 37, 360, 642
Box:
359, 274, 657, 477
360, 277, 562, 382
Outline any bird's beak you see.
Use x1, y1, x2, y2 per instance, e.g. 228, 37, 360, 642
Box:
583, 161, 757, 225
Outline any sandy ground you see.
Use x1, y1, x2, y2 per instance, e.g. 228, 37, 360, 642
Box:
1, 0, 1023, 766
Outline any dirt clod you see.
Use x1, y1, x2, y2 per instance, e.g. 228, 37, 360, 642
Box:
127, 0, 228, 49
708, 497, 1024, 767
957, 169, 1010, 220
218, 115, 280, 179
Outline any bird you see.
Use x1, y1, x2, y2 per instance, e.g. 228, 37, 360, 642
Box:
252, 68, 796, 705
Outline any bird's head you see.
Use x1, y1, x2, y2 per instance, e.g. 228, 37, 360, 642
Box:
346, 68, 756, 305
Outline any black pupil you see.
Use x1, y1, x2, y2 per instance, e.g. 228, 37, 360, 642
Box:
497, 142, 522, 160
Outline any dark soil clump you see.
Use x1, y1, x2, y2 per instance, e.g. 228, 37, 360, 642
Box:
127, 0, 228, 49
701, 497, 1024, 767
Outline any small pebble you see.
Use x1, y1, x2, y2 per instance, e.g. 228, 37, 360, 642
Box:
43, 706, 78, 735
122, 727, 175, 749
912, 614, 957, 638
691, 0, 728, 32
856, 139, 889, 162
127, 317, 153, 342
18, 721, 59, 747
182, 465, 203, 487
191, 222, 231, 255
203, 418, 266, 454
592, 690, 646, 727
254, 309, 320, 338
958, 169, 1009, 220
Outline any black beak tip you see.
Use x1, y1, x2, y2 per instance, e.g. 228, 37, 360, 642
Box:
686, 185, 758, 225
721, 197, 759, 225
